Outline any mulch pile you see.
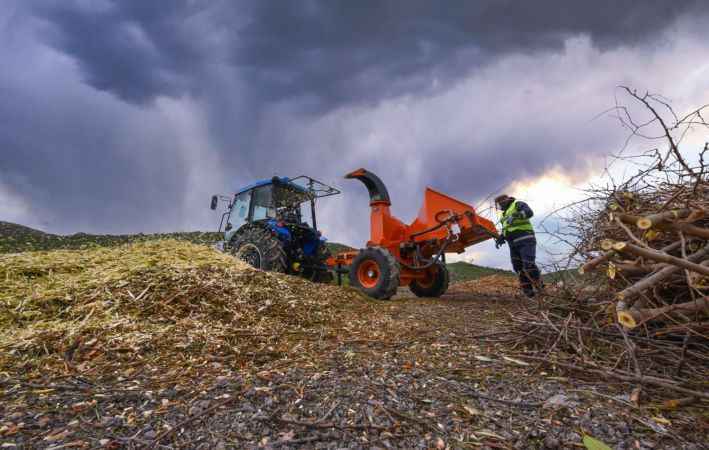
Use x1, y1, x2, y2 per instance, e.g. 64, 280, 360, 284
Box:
1, 242, 706, 449
0, 240, 400, 448
448, 274, 520, 298
1, 240, 374, 377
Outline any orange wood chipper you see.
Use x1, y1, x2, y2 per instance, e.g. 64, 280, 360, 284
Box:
327, 168, 499, 299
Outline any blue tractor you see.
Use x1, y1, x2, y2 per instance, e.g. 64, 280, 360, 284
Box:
210, 176, 340, 282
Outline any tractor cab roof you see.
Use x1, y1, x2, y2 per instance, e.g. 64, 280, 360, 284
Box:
235, 177, 290, 196
235, 175, 340, 203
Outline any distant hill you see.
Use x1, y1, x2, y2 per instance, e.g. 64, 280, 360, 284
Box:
0, 221, 222, 253
325, 241, 356, 254
446, 261, 514, 283
447, 260, 583, 284
0, 221, 356, 255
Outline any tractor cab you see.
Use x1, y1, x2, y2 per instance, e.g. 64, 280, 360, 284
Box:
210, 176, 340, 281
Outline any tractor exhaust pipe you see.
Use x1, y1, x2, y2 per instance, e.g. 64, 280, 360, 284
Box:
345, 168, 391, 206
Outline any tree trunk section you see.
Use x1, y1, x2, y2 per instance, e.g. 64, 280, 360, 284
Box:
614, 244, 709, 301
618, 297, 709, 328
613, 242, 709, 277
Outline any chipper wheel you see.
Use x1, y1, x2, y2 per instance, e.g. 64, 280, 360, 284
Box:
349, 247, 400, 300
229, 226, 287, 273
409, 262, 449, 298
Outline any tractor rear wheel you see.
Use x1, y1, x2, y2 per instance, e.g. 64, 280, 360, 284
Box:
409, 262, 449, 298
349, 247, 400, 300
229, 227, 287, 273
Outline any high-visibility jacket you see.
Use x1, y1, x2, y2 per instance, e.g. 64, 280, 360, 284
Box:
501, 200, 534, 237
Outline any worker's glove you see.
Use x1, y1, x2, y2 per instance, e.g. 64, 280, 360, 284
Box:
495, 236, 506, 249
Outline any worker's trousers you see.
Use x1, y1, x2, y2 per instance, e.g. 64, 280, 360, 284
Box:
508, 235, 542, 298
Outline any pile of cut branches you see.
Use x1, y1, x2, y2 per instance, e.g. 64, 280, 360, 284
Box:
512, 88, 709, 402
580, 179, 709, 333
576, 88, 709, 333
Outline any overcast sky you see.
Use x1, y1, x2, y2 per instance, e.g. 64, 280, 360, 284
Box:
2, 1, 708, 267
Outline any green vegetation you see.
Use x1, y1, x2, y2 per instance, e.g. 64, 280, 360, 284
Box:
325, 241, 355, 255
0, 221, 221, 254
0, 221, 358, 256
446, 261, 514, 283
446, 261, 584, 285
0, 221, 354, 255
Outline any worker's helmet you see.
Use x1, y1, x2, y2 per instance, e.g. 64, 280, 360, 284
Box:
494, 194, 513, 210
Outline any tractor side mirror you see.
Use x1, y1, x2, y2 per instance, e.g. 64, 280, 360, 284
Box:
225, 223, 232, 231
210, 195, 218, 210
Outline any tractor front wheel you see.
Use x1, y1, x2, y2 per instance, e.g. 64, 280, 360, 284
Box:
409, 262, 449, 298
349, 247, 400, 300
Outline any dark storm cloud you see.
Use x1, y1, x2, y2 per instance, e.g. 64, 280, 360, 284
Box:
233, 0, 705, 108
2, 0, 708, 245
0, 67, 191, 233
32, 1, 213, 103
33, 0, 707, 108
0, 2, 195, 233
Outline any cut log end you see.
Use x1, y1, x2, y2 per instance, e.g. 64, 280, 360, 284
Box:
637, 218, 652, 230
608, 263, 617, 279
600, 239, 615, 251
617, 310, 638, 329
577, 267, 585, 275
612, 241, 627, 251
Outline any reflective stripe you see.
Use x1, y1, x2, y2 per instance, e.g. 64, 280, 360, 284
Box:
511, 234, 535, 244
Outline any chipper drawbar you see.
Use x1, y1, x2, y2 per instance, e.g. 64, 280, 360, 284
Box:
328, 168, 499, 299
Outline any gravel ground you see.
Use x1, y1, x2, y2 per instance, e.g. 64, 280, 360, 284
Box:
2, 288, 707, 449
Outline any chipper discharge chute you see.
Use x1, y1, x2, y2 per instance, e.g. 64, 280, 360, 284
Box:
328, 168, 499, 299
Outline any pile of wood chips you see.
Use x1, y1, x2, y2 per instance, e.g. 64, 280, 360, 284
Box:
448, 274, 520, 298
0, 240, 378, 379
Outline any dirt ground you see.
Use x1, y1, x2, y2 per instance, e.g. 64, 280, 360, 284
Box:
2, 279, 707, 449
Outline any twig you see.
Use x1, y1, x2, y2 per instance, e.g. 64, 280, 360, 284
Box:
150, 390, 243, 448
519, 356, 709, 400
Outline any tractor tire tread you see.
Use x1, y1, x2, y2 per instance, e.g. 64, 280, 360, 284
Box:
381, 248, 400, 299
230, 226, 287, 273
409, 262, 449, 298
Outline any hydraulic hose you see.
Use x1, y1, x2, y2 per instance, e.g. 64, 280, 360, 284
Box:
409, 210, 458, 239
400, 210, 460, 270
398, 237, 452, 270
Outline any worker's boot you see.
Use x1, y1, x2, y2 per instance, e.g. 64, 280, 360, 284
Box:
535, 280, 546, 295
522, 263, 543, 296
519, 274, 535, 298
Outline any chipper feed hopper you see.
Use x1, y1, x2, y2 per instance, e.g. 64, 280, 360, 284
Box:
328, 168, 499, 299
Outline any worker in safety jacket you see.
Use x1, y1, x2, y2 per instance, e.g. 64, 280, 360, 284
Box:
494, 194, 543, 298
